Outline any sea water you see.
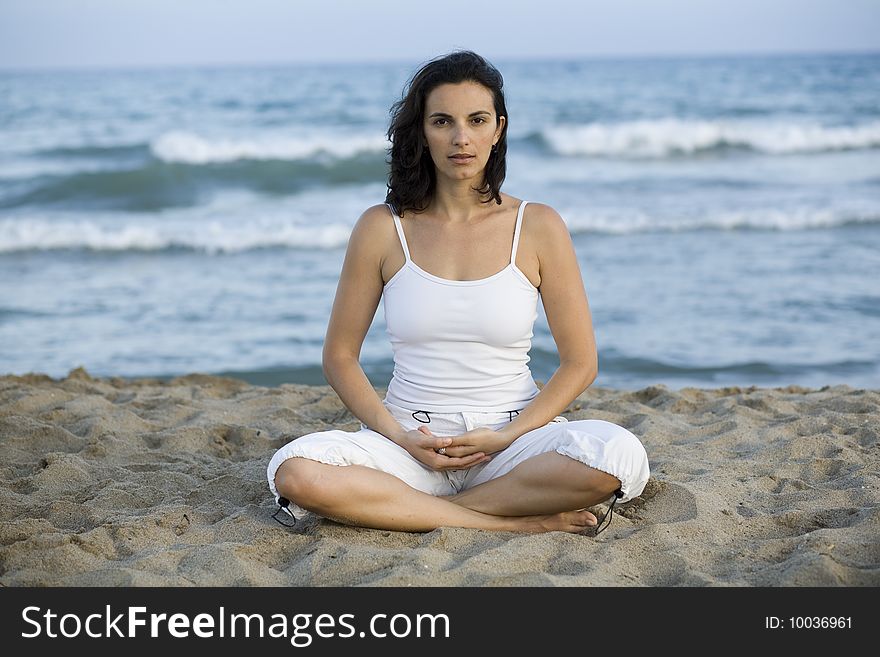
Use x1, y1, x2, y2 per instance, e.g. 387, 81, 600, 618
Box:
2, 53, 878, 389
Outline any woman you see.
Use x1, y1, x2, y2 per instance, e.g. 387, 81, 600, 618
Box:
267, 51, 649, 534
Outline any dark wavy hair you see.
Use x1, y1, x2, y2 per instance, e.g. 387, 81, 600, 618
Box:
385, 50, 508, 217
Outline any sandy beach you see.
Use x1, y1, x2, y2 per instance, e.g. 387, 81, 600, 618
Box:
0, 367, 877, 586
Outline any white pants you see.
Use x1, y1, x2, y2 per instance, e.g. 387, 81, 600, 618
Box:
267, 399, 650, 520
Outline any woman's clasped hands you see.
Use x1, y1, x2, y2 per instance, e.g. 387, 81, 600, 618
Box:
398, 425, 512, 471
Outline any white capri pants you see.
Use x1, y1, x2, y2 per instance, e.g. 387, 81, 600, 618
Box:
267, 399, 650, 521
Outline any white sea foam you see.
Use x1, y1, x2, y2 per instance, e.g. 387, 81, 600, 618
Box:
3, 204, 877, 253
150, 130, 389, 164
542, 119, 880, 157
562, 205, 880, 234
0, 159, 111, 180
0, 216, 354, 253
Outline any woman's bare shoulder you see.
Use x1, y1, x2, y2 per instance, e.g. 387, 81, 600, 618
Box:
355, 202, 394, 229
348, 203, 396, 254
521, 202, 571, 247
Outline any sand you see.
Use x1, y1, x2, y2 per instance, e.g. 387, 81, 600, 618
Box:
0, 366, 877, 586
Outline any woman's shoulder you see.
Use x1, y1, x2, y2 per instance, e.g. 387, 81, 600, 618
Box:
357, 202, 394, 224
521, 199, 563, 222
500, 194, 561, 221
520, 201, 571, 246
351, 203, 396, 235
346, 203, 397, 258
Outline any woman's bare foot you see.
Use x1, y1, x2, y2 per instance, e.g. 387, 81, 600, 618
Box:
440, 492, 600, 533
515, 509, 598, 533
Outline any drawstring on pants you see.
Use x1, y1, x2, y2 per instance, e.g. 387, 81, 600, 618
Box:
412, 409, 521, 424
272, 497, 297, 527
412, 410, 431, 423
594, 488, 623, 535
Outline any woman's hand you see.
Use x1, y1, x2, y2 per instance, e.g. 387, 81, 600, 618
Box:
399, 426, 491, 471
442, 427, 512, 458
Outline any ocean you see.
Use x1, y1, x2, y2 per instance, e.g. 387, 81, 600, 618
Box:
2, 52, 879, 390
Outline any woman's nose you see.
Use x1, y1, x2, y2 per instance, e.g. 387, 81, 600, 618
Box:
452, 126, 470, 144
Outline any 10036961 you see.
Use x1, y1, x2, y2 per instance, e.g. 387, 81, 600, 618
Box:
765, 617, 853, 630
790, 617, 852, 630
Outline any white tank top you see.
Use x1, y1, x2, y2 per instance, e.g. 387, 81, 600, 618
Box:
382, 200, 541, 412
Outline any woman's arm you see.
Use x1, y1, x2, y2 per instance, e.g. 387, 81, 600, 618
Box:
322, 206, 408, 443
496, 203, 597, 444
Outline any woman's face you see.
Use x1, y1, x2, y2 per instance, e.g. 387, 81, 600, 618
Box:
422, 81, 505, 182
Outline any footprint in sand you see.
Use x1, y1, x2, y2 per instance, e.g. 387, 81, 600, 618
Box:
617, 478, 698, 525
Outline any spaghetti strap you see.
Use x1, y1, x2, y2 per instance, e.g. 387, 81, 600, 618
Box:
510, 200, 528, 264
386, 203, 411, 261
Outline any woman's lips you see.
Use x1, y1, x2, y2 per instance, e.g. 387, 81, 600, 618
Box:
449, 155, 475, 163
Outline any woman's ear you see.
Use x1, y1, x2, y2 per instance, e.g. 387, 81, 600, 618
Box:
495, 115, 506, 142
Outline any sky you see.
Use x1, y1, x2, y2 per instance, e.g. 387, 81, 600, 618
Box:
1, 0, 879, 70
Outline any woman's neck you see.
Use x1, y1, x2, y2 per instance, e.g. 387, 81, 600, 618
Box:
429, 178, 496, 224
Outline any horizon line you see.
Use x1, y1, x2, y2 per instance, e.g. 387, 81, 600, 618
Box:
1, 47, 878, 75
